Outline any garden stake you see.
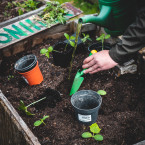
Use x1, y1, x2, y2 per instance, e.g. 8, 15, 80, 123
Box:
70, 50, 97, 96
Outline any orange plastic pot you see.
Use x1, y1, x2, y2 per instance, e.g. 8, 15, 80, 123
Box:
15, 54, 43, 86
19, 61, 43, 86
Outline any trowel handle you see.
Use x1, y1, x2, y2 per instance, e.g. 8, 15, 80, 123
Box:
81, 50, 97, 75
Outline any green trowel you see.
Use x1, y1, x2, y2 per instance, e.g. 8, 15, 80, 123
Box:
70, 50, 97, 96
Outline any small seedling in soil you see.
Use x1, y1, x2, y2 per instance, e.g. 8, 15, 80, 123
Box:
81, 33, 92, 43
40, 46, 59, 58
96, 33, 110, 50
19, 97, 46, 115
97, 90, 107, 95
34, 115, 49, 126
82, 123, 103, 141
7, 75, 14, 81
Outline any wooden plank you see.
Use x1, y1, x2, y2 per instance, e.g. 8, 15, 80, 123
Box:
0, 90, 41, 145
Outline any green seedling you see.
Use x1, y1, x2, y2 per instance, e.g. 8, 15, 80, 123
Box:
81, 33, 92, 43
7, 75, 14, 81
82, 123, 103, 141
64, 33, 75, 51
97, 90, 107, 95
34, 115, 49, 126
19, 97, 46, 116
96, 33, 110, 50
40, 46, 59, 59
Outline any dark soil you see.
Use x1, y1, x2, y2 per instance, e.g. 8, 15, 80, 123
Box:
0, 0, 43, 23
0, 37, 145, 145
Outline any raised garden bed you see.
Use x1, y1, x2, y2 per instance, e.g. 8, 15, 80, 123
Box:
0, 34, 145, 145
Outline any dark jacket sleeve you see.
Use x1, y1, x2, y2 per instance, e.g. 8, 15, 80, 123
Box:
109, 9, 145, 64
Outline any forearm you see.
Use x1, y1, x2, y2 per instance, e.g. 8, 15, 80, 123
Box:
109, 9, 145, 64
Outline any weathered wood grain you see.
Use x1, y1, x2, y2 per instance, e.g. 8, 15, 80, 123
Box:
0, 90, 41, 145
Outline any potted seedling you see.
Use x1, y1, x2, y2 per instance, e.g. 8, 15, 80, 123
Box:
88, 33, 111, 52
64, 33, 91, 54
18, 97, 46, 115
34, 115, 49, 127
82, 123, 103, 141
40, 33, 75, 68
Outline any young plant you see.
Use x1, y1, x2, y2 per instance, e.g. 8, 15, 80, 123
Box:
34, 115, 49, 126
40, 46, 59, 58
19, 97, 46, 116
64, 33, 75, 51
68, 23, 82, 79
96, 33, 110, 50
82, 123, 103, 141
81, 33, 92, 43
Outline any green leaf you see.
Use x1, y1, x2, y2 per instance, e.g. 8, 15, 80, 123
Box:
82, 132, 92, 138
70, 36, 75, 40
42, 115, 49, 121
64, 33, 69, 40
105, 34, 110, 39
96, 37, 101, 41
70, 41, 75, 47
26, 110, 35, 116
97, 90, 107, 95
90, 123, 101, 134
45, 52, 49, 58
48, 46, 53, 52
93, 134, 103, 141
40, 48, 48, 54
34, 120, 42, 126
19, 100, 26, 111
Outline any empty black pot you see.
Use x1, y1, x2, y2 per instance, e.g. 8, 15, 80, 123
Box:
71, 90, 102, 125
88, 42, 111, 52
52, 42, 73, 68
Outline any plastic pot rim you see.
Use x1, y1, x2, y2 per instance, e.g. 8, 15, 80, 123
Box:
14, 54, 37, 73
71, 90, 102, 111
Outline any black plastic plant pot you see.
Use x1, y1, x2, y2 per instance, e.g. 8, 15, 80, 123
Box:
88, 42, 111, 52
71, 90, 102, 126
14, 54, 37, 73
52, 42, 73, 68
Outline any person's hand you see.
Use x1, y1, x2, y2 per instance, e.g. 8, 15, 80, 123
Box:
82, 50, 118, 74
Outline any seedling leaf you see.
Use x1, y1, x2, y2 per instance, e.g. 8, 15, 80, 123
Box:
34, 120, 42, 126
105, 34, 110, 39
96, 37, 101, 41
94, 134, 103, 141
97, 90, 107, 95
19, 100, 26, 111
40, 48, 48, 54
70, 36, 75, 40
90, 123, 101, 134
70, 41, 75, 47
64, 33, 69, 40
42, 115, 49, 121
82, 132, 92, 138
48, 46, 53, 52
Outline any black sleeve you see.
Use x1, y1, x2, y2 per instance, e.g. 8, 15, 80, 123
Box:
109, 9, 145, 64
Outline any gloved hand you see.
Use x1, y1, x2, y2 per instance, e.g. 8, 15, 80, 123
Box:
82, 50, 118, 74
